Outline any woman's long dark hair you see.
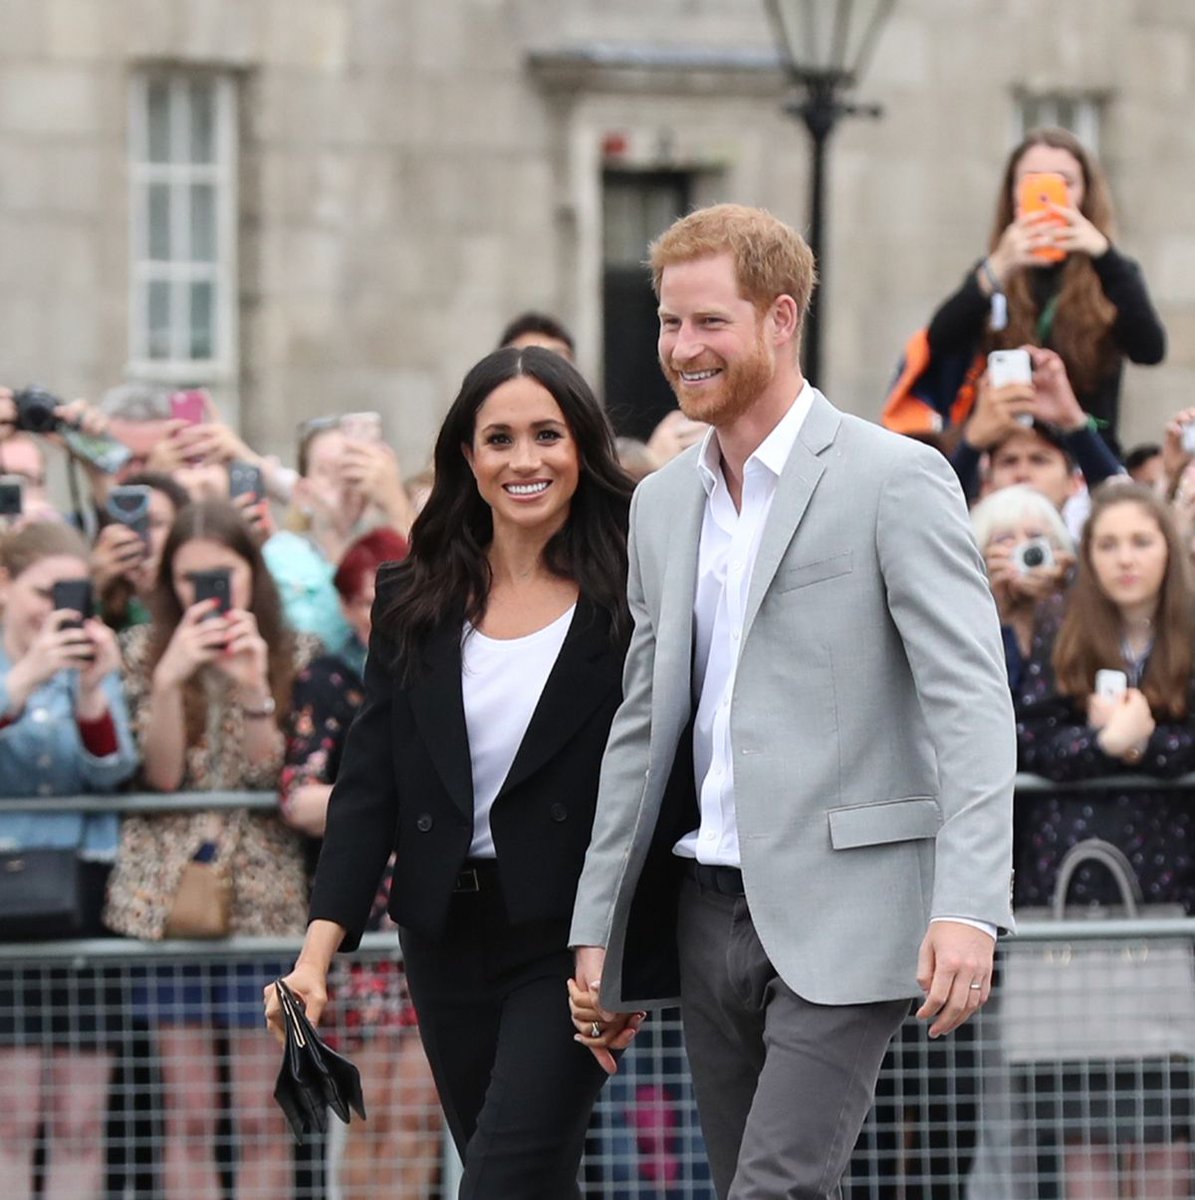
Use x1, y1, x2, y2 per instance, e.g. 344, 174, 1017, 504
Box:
146, 501, 297, 745
987, 126, 1118, 397
380, 347, 633, 672
1054, 482, 1194, 719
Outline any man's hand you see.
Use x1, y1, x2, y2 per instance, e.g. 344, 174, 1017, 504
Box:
963, 376, 1034, 451
1027, 347, 1086, 432
568, 946, 644, 1075
915, 921, 995, 1038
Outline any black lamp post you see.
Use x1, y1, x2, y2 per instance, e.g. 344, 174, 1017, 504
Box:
764, 0, 894, 387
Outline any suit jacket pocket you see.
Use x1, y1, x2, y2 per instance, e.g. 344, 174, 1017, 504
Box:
773, 552, 853, 593
827, 796, 941, 850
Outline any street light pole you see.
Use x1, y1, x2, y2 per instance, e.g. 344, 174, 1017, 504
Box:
764, 0, 894, 389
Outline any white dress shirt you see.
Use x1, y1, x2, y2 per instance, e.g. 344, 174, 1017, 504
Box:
673, 385, 813, 865
671, 386, 994, 940
461, 605, 574, 858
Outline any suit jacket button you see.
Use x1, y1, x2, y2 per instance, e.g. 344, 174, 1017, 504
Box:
416, 814, 433, 832
549, 803, 568, 822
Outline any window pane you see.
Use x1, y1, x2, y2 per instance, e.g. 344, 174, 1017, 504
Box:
147, 79, 171, 163
189, 79, 216, 164
190, 184, 216, 262
148, 183, 171, 261
147, 280, 172, 359
189, 281, 214, 360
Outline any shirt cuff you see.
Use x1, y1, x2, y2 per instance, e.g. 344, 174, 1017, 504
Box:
77, 711, 119, 758
931, 915, 997, 941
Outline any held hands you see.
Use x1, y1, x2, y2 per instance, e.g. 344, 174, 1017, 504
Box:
568, 946, 645, 1075
916, 921, 995, 1038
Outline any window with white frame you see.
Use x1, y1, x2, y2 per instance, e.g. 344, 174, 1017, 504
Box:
1015, 93, 1103, 152
128, 73, 237, 377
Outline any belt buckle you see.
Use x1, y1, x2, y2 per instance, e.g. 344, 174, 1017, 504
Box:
456, 868, 480, 893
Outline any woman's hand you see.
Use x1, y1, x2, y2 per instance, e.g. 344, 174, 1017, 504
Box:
1007, 551, 1074, 603
91, 522, 147, 592
566, 976, 645, 1076
1096, 688, 1156, 758
75, 619, 122, 717
1047, 202, 1109, 259
987, 211, 1063, 282
0, 387, 16, 443
264, 962, 329, 1047
232, 492, 275, 547
153, 600, 228, 691
5, 610, 97, 707
215, 608, 270, 695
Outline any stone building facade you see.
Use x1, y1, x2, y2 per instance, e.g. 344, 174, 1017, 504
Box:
1, 0, 1192, 470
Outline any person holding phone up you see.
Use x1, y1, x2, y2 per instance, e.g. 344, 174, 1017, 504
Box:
103, 501, 316, 1200
0, 522, 137, 1200
1015, 480, 1195, 1197
928, 126, 1165, 451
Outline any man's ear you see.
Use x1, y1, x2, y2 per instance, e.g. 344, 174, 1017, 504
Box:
769, 294, 801, 349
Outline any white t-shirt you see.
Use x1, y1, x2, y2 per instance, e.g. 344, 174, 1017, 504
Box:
461, 604, 575, 858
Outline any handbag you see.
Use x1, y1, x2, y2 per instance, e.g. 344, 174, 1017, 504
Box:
272, 979, 367, 1143
0, 847, 84, 940
162, 858, 232, 939
1000, 838, 1195, 1064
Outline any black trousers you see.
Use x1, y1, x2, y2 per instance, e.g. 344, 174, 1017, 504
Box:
400, 875, 609, 1200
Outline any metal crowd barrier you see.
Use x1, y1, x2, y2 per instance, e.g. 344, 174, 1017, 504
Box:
2, 783, 1195, 1199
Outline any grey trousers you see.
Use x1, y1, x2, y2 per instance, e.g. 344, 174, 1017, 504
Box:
677, 875, 910, 1200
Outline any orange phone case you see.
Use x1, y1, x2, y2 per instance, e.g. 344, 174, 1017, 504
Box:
1017, 172, 1069, 263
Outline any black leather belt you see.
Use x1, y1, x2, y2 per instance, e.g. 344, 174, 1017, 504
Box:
683, 859, 746, 896
453, 860, 500, 894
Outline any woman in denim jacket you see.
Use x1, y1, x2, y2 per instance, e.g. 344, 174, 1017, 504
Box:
0, 521, 137, 1200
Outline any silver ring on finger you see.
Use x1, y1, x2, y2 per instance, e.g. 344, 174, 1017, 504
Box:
590, 1021, 602, 1039
968, 981, 983, 990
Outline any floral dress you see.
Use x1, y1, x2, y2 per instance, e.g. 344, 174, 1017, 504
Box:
103, 624, 316, 940
282, 654, 415, 1047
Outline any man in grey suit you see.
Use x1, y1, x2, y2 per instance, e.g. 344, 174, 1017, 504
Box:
567, 204, 1016, 1199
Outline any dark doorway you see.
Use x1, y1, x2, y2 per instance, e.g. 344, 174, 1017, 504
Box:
601, 171, 692, 440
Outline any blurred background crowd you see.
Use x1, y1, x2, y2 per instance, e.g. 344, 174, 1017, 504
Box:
3, 1, 1195, 1198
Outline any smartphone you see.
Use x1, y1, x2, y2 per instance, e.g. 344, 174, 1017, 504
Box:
1095, 669, 1128, 699
106, 484, 153, 542
987, 348, 1033, 389
0, 476, 24, 517
1016, 172, 1069, 262
189, 567, 232, 617
51, 579, 95, 662
61, 426, 133, 475
169, 389, 207, 425
228, 460, 264, 503
340, 411, 383, 443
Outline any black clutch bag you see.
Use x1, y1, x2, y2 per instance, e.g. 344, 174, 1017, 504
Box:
272, 979, 367, 1142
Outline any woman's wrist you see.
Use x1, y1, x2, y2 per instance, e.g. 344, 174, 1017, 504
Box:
75, 682, 109, 722
3, 659, 37, 715
151, 661, 185, 697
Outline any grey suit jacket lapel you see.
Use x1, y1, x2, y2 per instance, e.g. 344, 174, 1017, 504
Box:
654, 464, 707, 718
742, 391, 842, 643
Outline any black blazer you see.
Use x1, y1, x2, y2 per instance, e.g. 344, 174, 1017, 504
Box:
309, 574, 625, 949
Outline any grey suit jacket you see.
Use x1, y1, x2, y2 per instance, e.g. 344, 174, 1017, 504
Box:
569, 391, 1016, 1010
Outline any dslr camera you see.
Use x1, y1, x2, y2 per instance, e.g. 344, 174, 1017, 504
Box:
1012, 537, 1055, 574
12, 386, 63, 434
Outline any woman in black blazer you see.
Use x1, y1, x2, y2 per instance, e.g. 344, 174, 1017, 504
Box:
266, 346, 636, 1198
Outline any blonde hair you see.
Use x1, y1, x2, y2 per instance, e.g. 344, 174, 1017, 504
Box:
970, 484, 1074, 556
0, 521, 89, 580
649, 203, 817, 324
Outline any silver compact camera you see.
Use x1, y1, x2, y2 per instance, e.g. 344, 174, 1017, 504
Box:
1012, 537, 1055, 574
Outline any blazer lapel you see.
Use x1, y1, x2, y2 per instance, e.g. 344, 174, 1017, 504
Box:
407, 626, 474, 821
499, 599, 621, 796
655, 467, 706, 710
741, 391, 841, 641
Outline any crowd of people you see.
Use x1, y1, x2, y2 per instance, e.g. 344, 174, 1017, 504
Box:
0, 125, 1188, 1200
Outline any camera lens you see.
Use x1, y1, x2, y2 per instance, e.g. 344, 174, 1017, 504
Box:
1021, 545, 1045, 569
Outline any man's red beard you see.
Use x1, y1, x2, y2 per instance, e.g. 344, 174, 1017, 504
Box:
661, 329, 774, 426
